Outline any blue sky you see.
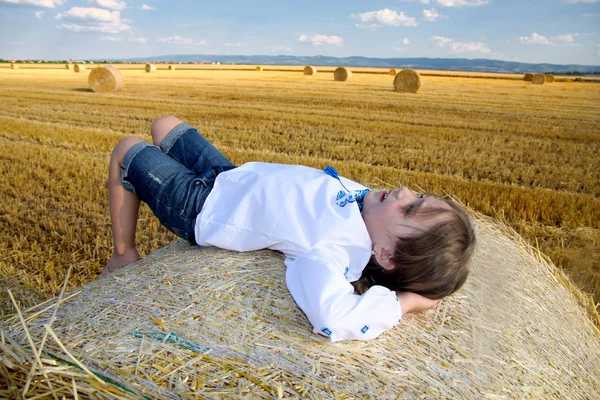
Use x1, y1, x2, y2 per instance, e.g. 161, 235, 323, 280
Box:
1, 0, 599, 65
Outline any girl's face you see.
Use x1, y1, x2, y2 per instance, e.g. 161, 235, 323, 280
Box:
362, 187, 452, 260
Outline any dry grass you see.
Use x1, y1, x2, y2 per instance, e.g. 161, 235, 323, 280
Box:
1, 216, 599, 398
0, 65, 598, 320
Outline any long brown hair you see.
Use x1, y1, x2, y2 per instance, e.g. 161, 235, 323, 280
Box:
353, 197, 475, 300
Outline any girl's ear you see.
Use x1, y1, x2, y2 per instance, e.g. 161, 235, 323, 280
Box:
373, 245, 395, 270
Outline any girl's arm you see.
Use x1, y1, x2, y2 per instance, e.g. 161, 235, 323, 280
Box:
396, 292, 439, 314
285, 249, 402, 342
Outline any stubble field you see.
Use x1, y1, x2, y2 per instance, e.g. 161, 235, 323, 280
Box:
0, 64, 599, 318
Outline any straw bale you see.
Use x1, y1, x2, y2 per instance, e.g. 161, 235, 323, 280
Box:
65, 64, 72, 70
88, 66, 124, 93
168, 65, 176, 71
74, 64, 86, 73
531, 73, 546, 85
303, 66, 316, 75
393, 68, 422, 93
334, 67, 352, 81
2, 217, 600, 399
256, 66, 263, 71
524, 73, 534, 82
10, 63, 19, 70
145, 63, 156, 73
389, 68, 397, 76
545, 74, 555, 83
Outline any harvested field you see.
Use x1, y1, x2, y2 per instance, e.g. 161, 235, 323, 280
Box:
0, 64, 598, 328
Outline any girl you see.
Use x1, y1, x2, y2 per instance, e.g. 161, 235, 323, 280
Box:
103, 115, 475, 342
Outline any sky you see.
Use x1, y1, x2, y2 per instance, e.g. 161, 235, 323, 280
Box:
1, 0, 599, 65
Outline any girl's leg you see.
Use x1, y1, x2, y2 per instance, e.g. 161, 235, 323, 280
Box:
150, 115, 235, 173
151, 115, 184, 147
103, 137, 143, 277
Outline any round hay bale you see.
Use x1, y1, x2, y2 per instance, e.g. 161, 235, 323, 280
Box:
545, 74, 555, 83
256, 66, 263, 71
303, 66, 316, 75
2, 218, 600, 398
389, 68, 397, 76
531, 73, 546, 85
393, 68, 422, 93
168, 65, 176, 71
10, 63, 19, 70
524, 73, 534, 82
65, 64, 72, 70
145, 63, 156, 73
74, 64, 86, 73
333, 67, 352, 81
88, 66, 123, 93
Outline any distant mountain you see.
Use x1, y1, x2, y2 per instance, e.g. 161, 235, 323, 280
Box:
120, 54, 600, 74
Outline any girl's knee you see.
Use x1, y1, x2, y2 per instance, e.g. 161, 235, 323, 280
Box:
111, 136, 143, 164
151, 115, 184, 145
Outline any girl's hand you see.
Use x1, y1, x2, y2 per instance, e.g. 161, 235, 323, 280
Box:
396, 292, 440, 314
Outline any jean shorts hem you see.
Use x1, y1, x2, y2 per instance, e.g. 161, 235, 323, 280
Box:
121, 141, 155, 194
160, 122, 194, 154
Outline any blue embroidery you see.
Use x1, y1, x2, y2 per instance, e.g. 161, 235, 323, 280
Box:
321, 327, 332, 336
324, 166, 371, 212
361, 325, 370, 334
344, 267, 349, 277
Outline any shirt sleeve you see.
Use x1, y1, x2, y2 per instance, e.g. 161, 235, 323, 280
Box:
285, 249, 402, 342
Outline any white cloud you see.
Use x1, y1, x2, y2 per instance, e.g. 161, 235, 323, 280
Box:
430, 35, 453, 47
88, 0, 126, 11
519, 32, 552, 45
552, 33, 578, 43
430, 36, 490, 53
34, 10, 43, 18
420, 0, 431, 3
158, 35, 208, 45
451, 41, 490, 53
422, 8, 447, 21
129, 37, 147, 43
298, 34, 343, 46
140, 4, 156, 11
0, 0, 64, 8
401, 37, 410, 44
561, 0, 599, 3
100, 35, 122, 41
56, 7, 118, 22
435, 0, 489, 6
271, 46, 294, 53
351, 8, 417, 29
224, 42, 242, 47
55, 7, 130, 33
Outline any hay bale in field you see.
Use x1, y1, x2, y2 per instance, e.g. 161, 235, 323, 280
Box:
145, 63, 156, 73
256, 66, 263, 71
545, 74, 555, 83
524, 73, 534, 82
334, 67, 352, 81
393, 69, 422, 93
168, 65, 176, 71
389, 68, 397, 76
532, 73, 546, 85
2, 216, 600, 399
74, 64, 86, 73
303, 66, 316, 75
65, 64, 72, 70
10, 63, 19, 70
88, 66, 123, 93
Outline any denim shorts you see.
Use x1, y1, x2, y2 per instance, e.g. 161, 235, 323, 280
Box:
120, 122, 235, 244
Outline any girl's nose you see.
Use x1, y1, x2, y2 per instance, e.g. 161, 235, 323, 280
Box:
396, 186, 416, 200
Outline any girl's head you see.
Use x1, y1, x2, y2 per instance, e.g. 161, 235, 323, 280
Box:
357, 187, 475, 300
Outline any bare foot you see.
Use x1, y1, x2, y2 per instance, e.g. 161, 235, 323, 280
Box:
101, 248, 141, 278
